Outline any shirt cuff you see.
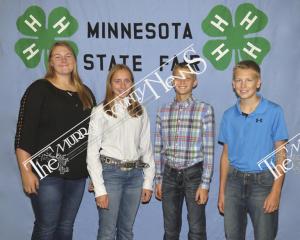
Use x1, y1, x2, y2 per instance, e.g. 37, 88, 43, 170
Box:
94, 184, 107, 198
199, 178, 210, 190
155, 175, 163, 184
143, 178, 153, 191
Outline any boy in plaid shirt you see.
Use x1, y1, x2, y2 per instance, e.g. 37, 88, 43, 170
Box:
155, 62, 214, 240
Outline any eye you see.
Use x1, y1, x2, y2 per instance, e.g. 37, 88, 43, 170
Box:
124, 78, 132, 84
113, 79, 121, 84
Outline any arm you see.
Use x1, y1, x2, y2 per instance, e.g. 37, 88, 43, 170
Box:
86, 107, 108, 208
263, 140, 287, 213
15, 81, 45, 194
218, 144, 229, 214
139, 108, 155, 203
154, 110, 164, 200
196, 105, 215, 204
263, 106, 289, 213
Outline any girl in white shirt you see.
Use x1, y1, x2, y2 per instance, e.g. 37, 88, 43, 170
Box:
87, 64, 155, 240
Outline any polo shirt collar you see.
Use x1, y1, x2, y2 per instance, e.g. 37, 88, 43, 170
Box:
173, 95, 194, 108
235, 94, 268, 116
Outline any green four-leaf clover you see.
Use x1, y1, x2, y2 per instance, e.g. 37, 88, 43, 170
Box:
15, 6, 78, 68
202, 3, 271, 70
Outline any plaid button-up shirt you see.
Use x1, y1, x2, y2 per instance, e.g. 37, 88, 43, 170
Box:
154, 96, 215, 189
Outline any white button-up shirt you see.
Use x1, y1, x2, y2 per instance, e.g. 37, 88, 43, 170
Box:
87, 101, 155, 197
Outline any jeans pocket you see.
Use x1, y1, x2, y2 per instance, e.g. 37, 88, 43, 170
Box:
102, 165, 119, 182
186, 168, 202, 183
102, 163, 115, 171
226, 171, 235, 182
258, 171, 274, 187
163, 168, 175, 181
133, 168, 143, 179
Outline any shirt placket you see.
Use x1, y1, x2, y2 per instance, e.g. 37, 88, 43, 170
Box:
174, 105, 183, 160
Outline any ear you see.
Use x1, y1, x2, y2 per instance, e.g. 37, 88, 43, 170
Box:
193, 79, 198, 88
232, 80, 236, 89
256, 78, 261, 89
171, 78, 175, 86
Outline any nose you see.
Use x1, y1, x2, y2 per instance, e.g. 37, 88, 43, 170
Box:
120, 80, 126, 89
61, 56, 67, 63
241, 79, 247, 88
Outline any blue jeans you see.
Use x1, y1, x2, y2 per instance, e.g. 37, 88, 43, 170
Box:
30, 176, 86, 240
224, 166, 278, 240
162, 163, 207, 240
97, 164, 143, 240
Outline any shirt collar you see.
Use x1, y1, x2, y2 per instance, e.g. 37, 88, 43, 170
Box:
114, 97, 129, 114
235, 94, 268, 116
173, 95, 194, 108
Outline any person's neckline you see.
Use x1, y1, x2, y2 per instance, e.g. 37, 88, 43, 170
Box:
238, 95, 261, 115
45, 79, 77, 93
174, 95, 194, 107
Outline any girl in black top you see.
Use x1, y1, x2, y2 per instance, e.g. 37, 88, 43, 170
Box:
15, 41, 96, 240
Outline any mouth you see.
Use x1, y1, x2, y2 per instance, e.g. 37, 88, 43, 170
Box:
176, 86, 187, 89
116, 90, 129, 96
239, 90, 248, 94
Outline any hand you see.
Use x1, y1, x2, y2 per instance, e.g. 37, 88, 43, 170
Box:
21, 170, 39, 194
195, 187, 208, 205
96, 194, 109, 209
141, 189, 153, 203
218, 191, 225, 214
263, 190, 281, 213
155, 184, 162, 201
88, 181, 94, 192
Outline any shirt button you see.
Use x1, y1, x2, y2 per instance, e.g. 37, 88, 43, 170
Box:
75, 104, 78, 107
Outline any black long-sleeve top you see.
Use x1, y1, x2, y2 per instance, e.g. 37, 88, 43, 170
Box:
15, 79, 96, 179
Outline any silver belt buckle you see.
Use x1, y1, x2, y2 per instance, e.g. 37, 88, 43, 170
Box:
120, 167, 132, 171
120, 160, 133, 171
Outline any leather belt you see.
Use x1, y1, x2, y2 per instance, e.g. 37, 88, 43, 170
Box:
100, 155, 149, 171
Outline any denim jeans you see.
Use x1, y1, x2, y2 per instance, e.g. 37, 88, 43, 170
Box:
162, 163, 207, 240
30, 176, 86, 240
97, 164, 143, 240
224, 166, 278, 240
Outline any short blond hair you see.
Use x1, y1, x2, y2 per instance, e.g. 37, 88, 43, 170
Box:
233, 60, 261, 80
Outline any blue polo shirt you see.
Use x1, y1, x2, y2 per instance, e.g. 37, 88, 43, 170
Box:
218, 96, 288, 172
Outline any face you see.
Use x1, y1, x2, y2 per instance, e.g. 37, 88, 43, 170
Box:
173, 68, 197, 97
111, 69, 133, 99
233, 68, 261, 100
50, 46, 75, 76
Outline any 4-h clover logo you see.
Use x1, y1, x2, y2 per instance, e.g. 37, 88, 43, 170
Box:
202, 3, 271, 70
15, 6, 78, 68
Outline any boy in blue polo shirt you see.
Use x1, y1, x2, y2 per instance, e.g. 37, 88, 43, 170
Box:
218, 60, 288, 240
